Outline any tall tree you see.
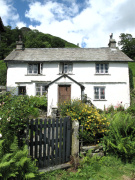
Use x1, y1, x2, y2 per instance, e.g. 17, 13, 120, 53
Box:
118, 33, 135, 60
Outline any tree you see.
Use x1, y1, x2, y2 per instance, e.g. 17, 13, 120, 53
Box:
0, 60, 7, 85
118, 33, 135, 60
51, 37, 65, 48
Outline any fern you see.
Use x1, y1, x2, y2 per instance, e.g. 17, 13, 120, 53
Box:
102, 112, 135, 162
0, 137, 40, 179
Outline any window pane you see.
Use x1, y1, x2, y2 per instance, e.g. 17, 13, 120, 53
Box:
101, 64, 104, 73
100, 88, 105, 99
36, 87, 40, 91
105, 64, 108, 73
28, 65, 32, 74
36, 84, 47, 96
68, 64, 73, 73
36, 92, 40, 95
33, 64, 38, 74
96, 64, 99, 73
94, 87, 99, 99
64, 64, 68, 73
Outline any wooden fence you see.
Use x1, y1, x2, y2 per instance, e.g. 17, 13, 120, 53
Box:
27, 117, 71, 168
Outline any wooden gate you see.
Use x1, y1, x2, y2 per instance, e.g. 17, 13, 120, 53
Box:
28, 117, 71, 168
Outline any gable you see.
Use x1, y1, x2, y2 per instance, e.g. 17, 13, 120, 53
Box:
46, 74, 85, 90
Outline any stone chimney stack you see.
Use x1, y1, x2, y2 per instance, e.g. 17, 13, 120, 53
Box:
108, 33, 116, 48
16, 35, 24, 50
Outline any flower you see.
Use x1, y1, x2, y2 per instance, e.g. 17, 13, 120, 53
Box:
7, 117, 11, 122
0, 118, 1, 120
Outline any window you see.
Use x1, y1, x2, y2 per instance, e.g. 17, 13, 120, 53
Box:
36, 84, 47, 96
59, 63, 73, 74
18, 86, 26, 95
94, 87, 105, 100
28, 63, 43, 75
96, 63, 108, 74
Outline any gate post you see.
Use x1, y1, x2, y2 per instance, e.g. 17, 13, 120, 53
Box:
71, 120, 79, 168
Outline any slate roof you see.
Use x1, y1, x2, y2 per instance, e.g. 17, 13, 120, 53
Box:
4, 47, 133, 62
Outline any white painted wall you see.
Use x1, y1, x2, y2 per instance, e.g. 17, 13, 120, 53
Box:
6, 61, 130, 115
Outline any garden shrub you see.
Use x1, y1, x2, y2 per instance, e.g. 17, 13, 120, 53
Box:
0, 136, 41, 179
105, 102, 124, 114
0, 93, 47, 151
59, 99, 110, 144
29, 95, 47, 110
102, 112, 135, 162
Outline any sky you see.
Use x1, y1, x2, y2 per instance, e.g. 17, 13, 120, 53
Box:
1, 0, 135, 48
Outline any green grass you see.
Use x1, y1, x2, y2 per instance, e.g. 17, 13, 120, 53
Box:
40, 155, 135, 180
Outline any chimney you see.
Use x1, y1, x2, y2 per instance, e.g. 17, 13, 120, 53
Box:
16, 35, 24, 50
108, 33, 116, 48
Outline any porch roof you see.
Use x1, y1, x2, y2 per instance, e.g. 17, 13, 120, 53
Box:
46, 74, 85, 90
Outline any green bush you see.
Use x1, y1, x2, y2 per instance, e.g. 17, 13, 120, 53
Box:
102, 112, 135, 162
29, 95, 47, 110
0, 94, 47, 151
129, 67, 134, 90
105, 103, 124, 114
59, 99, 109, 144
0, 136, 41, 179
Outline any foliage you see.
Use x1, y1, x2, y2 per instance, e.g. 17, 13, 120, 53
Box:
0, 60, 7, 85
105, 102, 125, 114
42, 153, 135, 180
51, 36, 65, 48
59, 99, 109, 144
0, 26, 24, 59
128, 61, 135, 76
0, 93, 47, 151
101, 112, 135, 162
118, 33, 135, 60
129, 67, 134, 90
29, 95, 47, 110
127, 89, 135, 115
0, 136, 40, 179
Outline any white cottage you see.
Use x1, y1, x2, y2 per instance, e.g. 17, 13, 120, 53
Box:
4, 37, 133, 116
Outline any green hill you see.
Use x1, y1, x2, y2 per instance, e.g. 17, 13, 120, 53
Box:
0, 26, 78, 60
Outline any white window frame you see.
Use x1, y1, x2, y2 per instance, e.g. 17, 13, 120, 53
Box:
95, 63, 109, 74
28, 63, 43, 75
59, 62, 73, 74
94, 86, 105, 100
36, 84, 47, 96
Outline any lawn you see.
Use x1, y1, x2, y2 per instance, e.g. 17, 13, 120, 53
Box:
41, 155, 135, 180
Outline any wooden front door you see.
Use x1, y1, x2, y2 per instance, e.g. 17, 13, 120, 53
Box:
58, 85, 71, 103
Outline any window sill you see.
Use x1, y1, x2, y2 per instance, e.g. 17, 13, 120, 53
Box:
93, 99, 107, 101
94, 73, 110, 75
25, 74, 45, 76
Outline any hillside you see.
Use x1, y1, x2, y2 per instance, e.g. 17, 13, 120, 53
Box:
0, 26, 78, 60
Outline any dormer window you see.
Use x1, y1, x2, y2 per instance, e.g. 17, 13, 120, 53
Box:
59, 62, 73, 74
95, 63, 109, 74
28, 63, 43, 75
